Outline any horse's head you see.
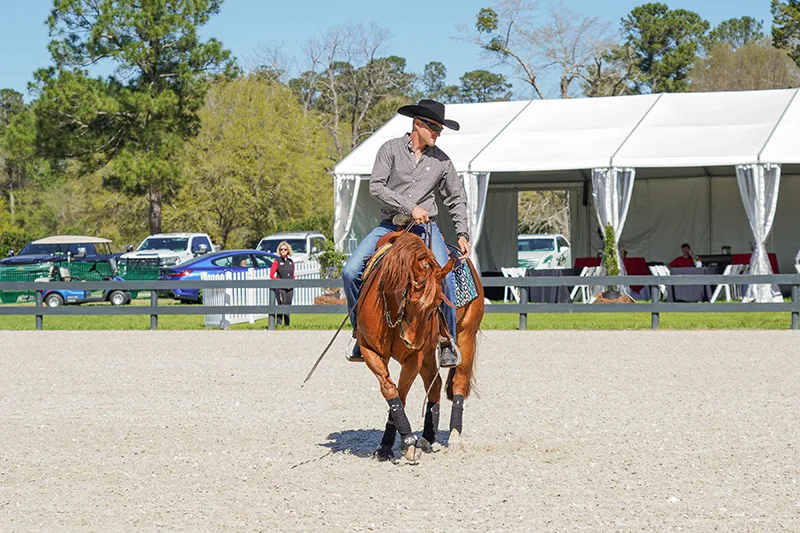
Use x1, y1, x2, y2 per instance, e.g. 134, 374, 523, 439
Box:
379, 233, 455, 349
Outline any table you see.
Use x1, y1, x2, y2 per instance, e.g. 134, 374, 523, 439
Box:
572, 257, 649, 293
666, 266, 723, 302
731, 253, 779, 273
525, 268, 581, 303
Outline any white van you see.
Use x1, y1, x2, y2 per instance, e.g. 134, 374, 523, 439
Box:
518, 234, 571, 269
256, 231, 327, 263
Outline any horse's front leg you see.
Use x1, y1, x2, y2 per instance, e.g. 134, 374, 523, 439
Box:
418, 348, 442, 453
363, 346, 420, 462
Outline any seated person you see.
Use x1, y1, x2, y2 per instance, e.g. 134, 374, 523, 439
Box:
668, 243, 697, 268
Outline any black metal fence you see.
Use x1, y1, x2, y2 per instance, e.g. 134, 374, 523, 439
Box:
1, 274, 799, 330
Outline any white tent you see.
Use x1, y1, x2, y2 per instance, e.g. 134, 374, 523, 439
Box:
333, 89, 800, 300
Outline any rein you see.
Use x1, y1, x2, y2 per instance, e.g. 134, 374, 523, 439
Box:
302, 221, 422, 386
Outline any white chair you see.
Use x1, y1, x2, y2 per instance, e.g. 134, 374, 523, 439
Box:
569, 266, 592, 303
710, 263, 749, 303
570, 266, 604, 303
649, 265, 668, 301
501, 267, 523, 303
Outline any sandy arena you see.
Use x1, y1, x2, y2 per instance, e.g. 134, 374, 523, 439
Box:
2, 330, 800, 532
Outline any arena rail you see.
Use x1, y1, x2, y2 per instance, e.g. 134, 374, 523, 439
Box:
1, 274, 799, 331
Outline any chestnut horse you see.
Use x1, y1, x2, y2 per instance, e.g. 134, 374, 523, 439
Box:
355, 230, 484, 462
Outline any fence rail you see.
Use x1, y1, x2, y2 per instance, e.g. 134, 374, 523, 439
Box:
1, 274, 799, 330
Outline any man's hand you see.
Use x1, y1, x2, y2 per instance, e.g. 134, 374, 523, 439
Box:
458, 236, 470, 259
411, 205, 429, 224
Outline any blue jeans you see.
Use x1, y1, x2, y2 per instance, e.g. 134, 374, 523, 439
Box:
342, 221, 457, 343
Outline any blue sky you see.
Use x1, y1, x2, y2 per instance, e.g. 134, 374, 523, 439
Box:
1, 0, 774, 100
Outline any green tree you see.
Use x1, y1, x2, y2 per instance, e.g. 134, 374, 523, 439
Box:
419, 61, 461, 102
459, 70, 512, 102
466, 1, 613, 98
620, 3, 709, 93
34, 0, 236, 234
689, 39, 800, 92
289, 24, 416, 160
177, 77, 331, 249
772, 0, 800, 67
707, 17, 764, 49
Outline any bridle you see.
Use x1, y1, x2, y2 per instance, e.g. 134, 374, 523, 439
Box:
379, 220, 439, 350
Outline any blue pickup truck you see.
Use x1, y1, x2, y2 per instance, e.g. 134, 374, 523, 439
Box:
1, 235, 117, 266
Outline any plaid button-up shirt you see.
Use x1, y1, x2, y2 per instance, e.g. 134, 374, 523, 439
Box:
368, 134, 469, 237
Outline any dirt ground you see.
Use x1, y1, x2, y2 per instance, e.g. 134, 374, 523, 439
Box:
2, 330, 799, 532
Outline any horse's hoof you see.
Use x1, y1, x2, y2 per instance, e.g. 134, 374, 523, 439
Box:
373, 445, 394, 462
401, 444, 420, 463
399, 435, 420, 463
417, 437, 435, 454
447, 429, 464, 452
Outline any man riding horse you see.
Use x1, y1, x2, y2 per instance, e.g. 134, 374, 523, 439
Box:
342, 99, 470, 368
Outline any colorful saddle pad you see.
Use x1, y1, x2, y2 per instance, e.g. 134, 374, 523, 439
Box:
448, 246, 479, 308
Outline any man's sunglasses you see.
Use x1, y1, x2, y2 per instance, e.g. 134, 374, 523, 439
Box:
417, 117, 443, 133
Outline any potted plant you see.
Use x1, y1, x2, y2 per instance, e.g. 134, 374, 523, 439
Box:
314, 240, 347, 305
595, 223, 634, 303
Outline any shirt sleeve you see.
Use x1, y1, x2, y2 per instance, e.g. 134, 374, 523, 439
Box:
438, 160, 469, 236
270, 261, 279, 280
369, 141, 417, 215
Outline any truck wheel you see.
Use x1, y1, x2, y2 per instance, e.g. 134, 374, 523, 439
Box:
45, 293, 64, 307
108, 290, 127, 306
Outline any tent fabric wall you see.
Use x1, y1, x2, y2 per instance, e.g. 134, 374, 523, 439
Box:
476, 190, 519, 272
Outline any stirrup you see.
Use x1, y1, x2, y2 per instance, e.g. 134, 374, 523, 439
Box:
346, 342, 365, 363
437, 337, 461, 368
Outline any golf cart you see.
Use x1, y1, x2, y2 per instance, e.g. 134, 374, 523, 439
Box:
32, 236, 132, 308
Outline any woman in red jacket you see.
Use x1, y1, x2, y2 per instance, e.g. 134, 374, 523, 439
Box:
270, 241, 295, 326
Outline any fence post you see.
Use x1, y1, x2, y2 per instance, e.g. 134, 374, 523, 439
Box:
792, 285, 799, 331
150, 290, 158, 330
221, 271, 232, 330
519, 285, 528, 331
36, 290, 43, 330
268, 287, 276, 330
650, 284, 660, 330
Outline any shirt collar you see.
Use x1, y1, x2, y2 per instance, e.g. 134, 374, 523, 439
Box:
404, 133, 431, 154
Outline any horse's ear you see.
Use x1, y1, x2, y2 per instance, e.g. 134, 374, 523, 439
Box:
437, 257, 456, 280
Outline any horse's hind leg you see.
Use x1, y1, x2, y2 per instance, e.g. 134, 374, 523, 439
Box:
448, 327, 477, 448
418, 351, 442, 452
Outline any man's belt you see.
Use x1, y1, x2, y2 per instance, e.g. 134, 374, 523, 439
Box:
382, 216, 436, 225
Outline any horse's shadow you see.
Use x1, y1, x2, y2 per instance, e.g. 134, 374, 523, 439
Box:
321, 429, 450, 459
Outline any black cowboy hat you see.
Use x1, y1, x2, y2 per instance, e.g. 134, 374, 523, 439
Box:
397, 99, 460, 131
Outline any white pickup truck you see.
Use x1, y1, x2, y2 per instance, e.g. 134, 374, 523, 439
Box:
120, 232, 217, 267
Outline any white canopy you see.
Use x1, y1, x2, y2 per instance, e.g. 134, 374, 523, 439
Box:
335, 100, 530, 174
334, 89, 800, 279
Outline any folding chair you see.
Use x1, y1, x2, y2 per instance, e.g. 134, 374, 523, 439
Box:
501, 267, 521, 303
648, 266, 666, 300
569, 266, 592, 303
710, 263, 748, 303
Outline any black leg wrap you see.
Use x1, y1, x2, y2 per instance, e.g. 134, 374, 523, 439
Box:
381, 414, 397, 448
422, 402, 440, 444
449, 394, 464, 434
387, 397, 412, 437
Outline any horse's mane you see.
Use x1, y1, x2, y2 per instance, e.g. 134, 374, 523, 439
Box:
379, 232, 441, 309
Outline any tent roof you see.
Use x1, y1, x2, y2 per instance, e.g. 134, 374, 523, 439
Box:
470, 94, 660, 172
334, 101, 530, 175
760, 90, 800, 164
334, 89, 800, 178
612, 89, 798, 168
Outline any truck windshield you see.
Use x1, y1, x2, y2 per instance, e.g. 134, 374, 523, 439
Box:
258, 239, 306, 254
137, 238, 189, 252
518, 238, 556, 252
19, 243, 95, 256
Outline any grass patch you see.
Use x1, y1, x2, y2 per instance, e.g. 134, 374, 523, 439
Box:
0, 300, 793, 331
